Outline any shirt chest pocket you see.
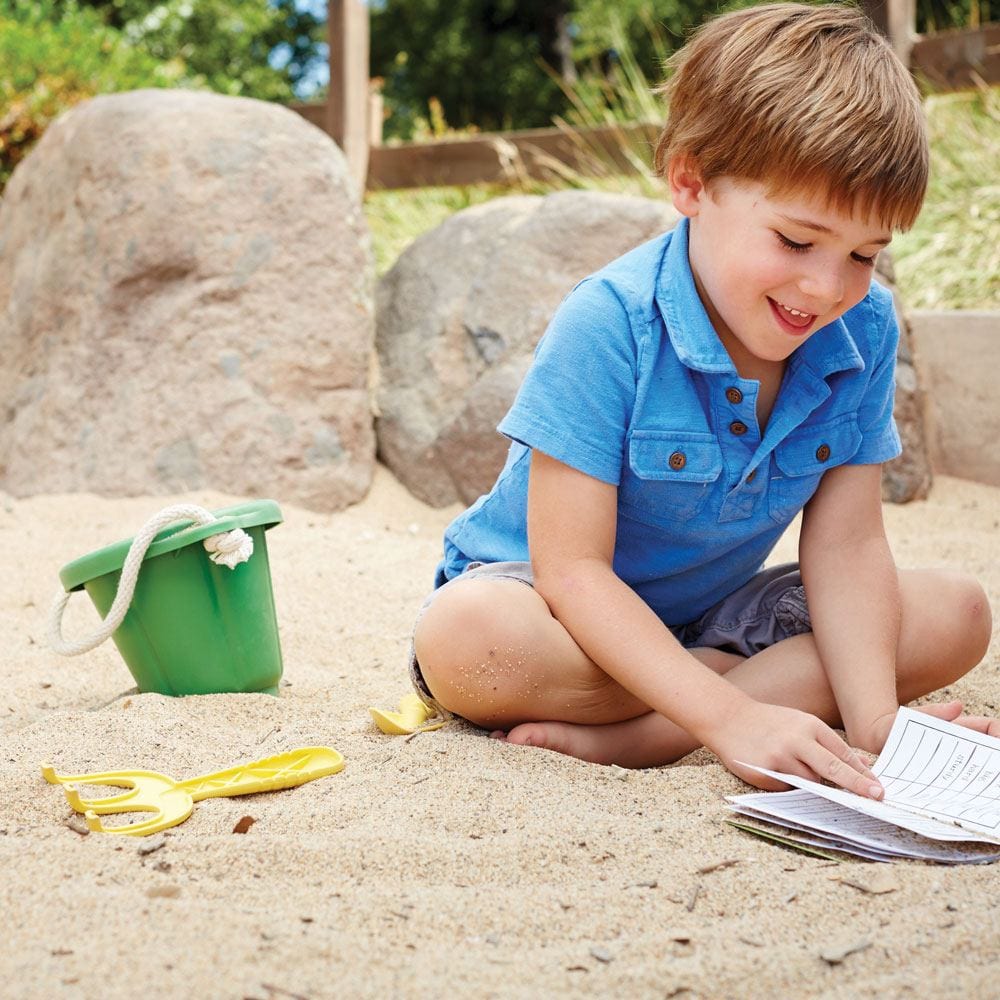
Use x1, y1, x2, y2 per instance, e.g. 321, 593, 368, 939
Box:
768, 414, 863, 524
621, 430, 724, 523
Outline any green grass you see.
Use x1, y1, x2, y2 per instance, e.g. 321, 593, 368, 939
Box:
364, 86, 1000, 311
364, 183, 523, 277
891, 86, 1000, 310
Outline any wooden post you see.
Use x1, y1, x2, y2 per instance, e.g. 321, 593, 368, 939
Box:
861, 0, 917, 66
369, 83, 384, 148
885, 0, 917, 66
327, 0, 370, 193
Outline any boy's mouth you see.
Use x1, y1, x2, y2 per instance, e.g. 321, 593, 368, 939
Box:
768, 297, 816, 335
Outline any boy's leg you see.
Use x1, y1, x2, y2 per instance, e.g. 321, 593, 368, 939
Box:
414, 568, 991, 767
414, 574, 656, 728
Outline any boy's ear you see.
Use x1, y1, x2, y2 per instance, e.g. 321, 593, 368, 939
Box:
668, 157, 707, 218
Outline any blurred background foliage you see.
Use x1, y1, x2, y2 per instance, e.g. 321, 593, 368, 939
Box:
368, 0, 995, 140
2, 1, 993, 148
0, 1, 164, 187
0, 0, 323, 187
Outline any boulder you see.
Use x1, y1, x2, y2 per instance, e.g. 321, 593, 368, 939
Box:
375, 190, 680, 506
0, 89, 374, 511
875, 255, 933, 502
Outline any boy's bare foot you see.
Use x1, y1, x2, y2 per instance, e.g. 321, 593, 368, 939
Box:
491, 721, 617, 765
491, 712, 699, 769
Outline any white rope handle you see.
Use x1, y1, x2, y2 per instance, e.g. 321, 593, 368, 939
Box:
48, 504, 254, 657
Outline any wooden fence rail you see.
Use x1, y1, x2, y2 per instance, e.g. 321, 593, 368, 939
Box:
296, 0, 1000, 194
911, 22, 1000, 89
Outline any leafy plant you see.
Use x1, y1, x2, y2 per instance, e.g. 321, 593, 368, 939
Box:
0, 1, 171, 189
111, 0, 323, 101
0, 0, 328, 192
369, 0, 577, 140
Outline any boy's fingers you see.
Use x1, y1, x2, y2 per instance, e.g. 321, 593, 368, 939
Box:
953, 714, 1000, 738
809, 740, 883, 799
817, 729, 877, 780
916, 700, 964, 720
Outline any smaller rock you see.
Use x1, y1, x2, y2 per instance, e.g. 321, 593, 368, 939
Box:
137, 835, 167, 856
838, 870, 898, 895
146, 884, 182, 899
233, 815, 257, 834
820, 937, 871, 965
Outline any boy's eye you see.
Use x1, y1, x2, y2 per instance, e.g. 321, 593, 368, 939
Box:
777, 230, 879, 268
776, 231, 809, 252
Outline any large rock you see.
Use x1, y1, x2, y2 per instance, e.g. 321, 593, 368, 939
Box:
375, 190, 680, 506
875, 255, 933, 502
0, 89, 374, 511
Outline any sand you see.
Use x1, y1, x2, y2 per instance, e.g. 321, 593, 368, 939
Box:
2, 465, 998, 999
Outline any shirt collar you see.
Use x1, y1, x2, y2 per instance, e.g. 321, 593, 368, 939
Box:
790, 312, 866, 380
656, 217, 735, 374
656, 217, 866, 380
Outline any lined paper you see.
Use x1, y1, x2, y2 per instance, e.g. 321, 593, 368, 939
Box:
729, 708, 1000, 862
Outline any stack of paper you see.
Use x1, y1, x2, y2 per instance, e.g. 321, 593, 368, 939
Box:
727, 707, 1000, 864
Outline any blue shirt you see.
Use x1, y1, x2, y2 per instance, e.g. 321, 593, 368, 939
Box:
436, 217, 902, 626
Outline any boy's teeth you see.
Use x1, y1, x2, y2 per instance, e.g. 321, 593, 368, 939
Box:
779, 302, 810, 318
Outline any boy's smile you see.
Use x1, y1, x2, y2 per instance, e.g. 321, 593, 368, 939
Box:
670, 168, 892, 375
769, 297, 816, 335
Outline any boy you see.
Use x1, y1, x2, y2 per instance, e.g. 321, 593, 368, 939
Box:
408, 3, 995, 796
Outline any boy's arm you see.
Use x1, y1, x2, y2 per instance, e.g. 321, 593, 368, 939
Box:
798, 462, 902, 753
528, 450, 881, 796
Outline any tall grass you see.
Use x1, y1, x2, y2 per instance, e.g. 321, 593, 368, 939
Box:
544, 9, 667, 194
365, 183, 531, 276
891, 86, 1000, 310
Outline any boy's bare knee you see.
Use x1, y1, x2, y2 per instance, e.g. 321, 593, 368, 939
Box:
413, 583, 488, 689
908, 570, 993, 685
413, 580, 537, 723
953, 573, 992, 663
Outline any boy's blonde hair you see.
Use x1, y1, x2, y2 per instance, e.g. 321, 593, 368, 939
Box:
654, 3, 928, 230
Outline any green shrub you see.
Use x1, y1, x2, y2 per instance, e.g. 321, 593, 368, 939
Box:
0, 0, 321, 193
0, 1, 173, 190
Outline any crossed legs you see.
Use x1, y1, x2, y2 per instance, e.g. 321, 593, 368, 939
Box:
412, 569, 992, 769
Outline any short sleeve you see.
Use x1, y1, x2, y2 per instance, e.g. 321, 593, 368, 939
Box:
847, 290, 903, 466
497, 277, 639, 485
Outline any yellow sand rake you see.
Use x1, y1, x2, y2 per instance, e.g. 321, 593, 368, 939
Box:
42, 746, 344, 837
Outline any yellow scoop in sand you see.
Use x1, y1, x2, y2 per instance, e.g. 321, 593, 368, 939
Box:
42, 746, 344, 837
369, 692, 445, 735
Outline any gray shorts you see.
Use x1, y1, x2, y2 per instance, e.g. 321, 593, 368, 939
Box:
407, 561, 812, 721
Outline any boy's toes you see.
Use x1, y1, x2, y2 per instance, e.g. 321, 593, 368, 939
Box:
502, 721, 607, 763
505, 722, 557, 749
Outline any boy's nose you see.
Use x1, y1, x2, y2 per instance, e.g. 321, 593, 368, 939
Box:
797, 269, 845, 311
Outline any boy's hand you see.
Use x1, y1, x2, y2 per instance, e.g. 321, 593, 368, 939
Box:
858, 700, 967, 755
949, 713, 1000, 739
711, 701, 884, 799
857, 701, 1000, 754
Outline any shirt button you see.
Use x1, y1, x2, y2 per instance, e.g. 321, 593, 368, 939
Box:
816, 443, 831, 462
730, 420, 748, 436
669, 451, 687, 470
746, 469, 757, 483
725, 387, 743, 405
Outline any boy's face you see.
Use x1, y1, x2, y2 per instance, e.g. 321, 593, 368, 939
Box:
672, 171, 892, 371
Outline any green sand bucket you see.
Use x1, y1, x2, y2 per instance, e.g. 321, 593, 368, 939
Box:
52, 500, 284, 697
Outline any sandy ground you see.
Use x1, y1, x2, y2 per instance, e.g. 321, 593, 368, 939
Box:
1, 465, 998, 1000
